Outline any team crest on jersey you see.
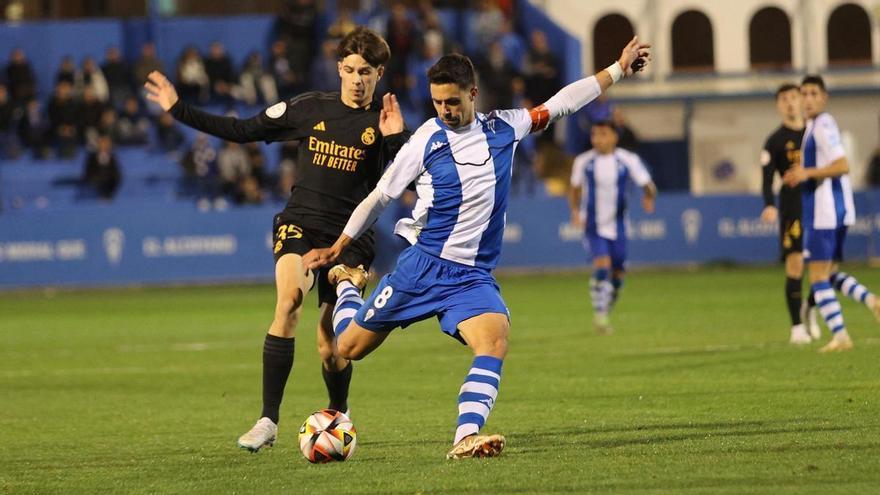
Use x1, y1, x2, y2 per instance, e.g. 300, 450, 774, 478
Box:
266, 102, 286, 119
785, 140, 795, 150
361, 127, 376, 145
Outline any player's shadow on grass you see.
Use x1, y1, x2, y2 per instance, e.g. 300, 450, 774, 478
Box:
509, 419, 858, 453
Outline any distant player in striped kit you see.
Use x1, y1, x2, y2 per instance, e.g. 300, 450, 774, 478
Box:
305, 38, 651, 457
783, 75, 880, 352
569, 121, 656, 334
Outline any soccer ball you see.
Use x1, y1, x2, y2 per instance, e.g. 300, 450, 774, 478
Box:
298, 409, 357, 463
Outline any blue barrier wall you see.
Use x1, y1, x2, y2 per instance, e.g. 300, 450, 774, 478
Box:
2, 192, 878, 289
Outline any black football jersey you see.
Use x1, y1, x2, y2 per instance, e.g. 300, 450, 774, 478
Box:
170, 92, 409, 230
760, 124, 805, 217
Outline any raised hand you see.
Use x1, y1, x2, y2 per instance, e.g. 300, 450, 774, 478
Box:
144, 71, 180, 112
617, 36, 652, 76
378, 92, 404, 136
303, 246, 340, 271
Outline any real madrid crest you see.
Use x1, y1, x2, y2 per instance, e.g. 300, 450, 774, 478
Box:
361, 127, 376, 145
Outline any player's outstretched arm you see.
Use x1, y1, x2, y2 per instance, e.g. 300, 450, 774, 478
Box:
529, 37, 650, 133
145, 70, 271, 143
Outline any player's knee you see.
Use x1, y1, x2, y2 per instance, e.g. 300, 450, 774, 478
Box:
316, 337, 335, 363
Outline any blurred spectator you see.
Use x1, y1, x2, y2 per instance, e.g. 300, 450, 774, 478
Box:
80, 86, 106, 144
156, 112, 185, 154
134, 42, 165, 89
56, 56, 77, 86
114, 96, 150, 145
180, 133, 218, 208
612, 107, 639, 152
270, 40, 298, 99
47, 81, 79, 158
327, 8, 357, 40
311, 40, 341, 93
239, 51, 278, 105
102, 46, 134, 109
386, 2, 417, 97
868, 117, 880, 188
93, 108, 118, 145
204, 41, 236, 103
6, 48, 37, 105
408, 30, 444, 120
511, 76, 537, 196
19, 99, 52, 159
236, 175, 264, 205
79, 57, 109, 104
475, 41, 517, 112
217, 141, 251, 198
244, 142, 268, 189
497, 18, 526, 72
82, 134, 121, 200
470, 0, 504, 55
274, 0, 317, 86
523, 30, 560, 106
176, 46, 209, 103
0, 84, 22, 159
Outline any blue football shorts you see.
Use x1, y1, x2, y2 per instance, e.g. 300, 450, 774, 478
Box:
353, 246, 509, 342
584, 232, 627, 270
804, 226, 847, 262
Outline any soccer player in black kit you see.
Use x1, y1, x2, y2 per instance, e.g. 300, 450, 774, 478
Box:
759, 83, 814, 344
145, 27, 409, 451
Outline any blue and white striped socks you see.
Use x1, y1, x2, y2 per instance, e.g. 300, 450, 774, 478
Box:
590, 268, 613, 315
333, 281, 363, 337
454, 355, 502, 445
812, 281, 847, 335
830, 271, 875, 307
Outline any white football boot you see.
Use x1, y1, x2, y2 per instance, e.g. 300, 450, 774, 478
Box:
789, 324, 812, 345
237, 417, 277, 452
818, 333, 854, 353
593, 313, 613, 335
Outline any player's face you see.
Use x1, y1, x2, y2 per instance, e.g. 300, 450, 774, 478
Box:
776, 89, 801, 121
800, 84, 827, 119
430, 83, 478, 129
338, 54, 384, 108
590, 125, 618, 154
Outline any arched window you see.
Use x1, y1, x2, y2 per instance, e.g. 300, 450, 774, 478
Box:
749, 7, 792, 70
827, 3, 872, 66
671, 10, 714, 72
592, 13, 635, 72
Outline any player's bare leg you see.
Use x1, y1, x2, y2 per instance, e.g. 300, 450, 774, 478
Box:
785, 252, 812, 344
446, 313, 508, 459
238, 254, 314, 452
317, 302, 353, 416
809, 260, 853, 353
591, 256, 614, 334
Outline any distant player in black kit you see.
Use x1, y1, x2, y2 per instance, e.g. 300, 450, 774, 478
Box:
145, 27, 409, 451
759, 83, 814, 344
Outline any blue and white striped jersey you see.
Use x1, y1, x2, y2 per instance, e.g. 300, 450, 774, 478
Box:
376, 109, 534, 269
801, 112, 855, 230
570, 148, 652, 240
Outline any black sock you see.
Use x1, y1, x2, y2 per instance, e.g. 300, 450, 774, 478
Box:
785, 277, 802, 325
322, 361, 353, 413
261, 334, 295, 424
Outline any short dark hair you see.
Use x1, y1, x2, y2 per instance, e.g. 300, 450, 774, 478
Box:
427, 54, 476, 89
336, 26, 390, 68
591, 120, 617, 132
800, 74, 826, 92
775, 83, 799, 98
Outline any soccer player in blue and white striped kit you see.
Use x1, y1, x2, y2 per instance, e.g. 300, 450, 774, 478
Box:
304, 37, 651, 458
569, 121, 656, 334
783, 75, 880, 352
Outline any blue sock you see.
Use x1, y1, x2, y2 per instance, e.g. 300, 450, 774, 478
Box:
830, 271, 874, 306
812, 281, 846, 334
590, 268, 613, 315
454, 355, 502, 445
332, 281, 363, 337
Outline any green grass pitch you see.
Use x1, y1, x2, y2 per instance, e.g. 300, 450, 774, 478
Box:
2, 265, 879, 494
